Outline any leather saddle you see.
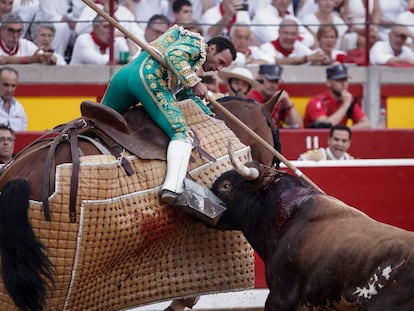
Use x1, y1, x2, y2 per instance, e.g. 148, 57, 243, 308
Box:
80, 100, 168, 160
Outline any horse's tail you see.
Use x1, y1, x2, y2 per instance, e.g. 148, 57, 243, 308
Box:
0, 178, 54, 311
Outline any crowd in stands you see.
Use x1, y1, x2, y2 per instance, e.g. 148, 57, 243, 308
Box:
0, 0, 413, 66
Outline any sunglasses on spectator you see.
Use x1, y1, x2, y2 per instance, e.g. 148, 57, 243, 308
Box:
5, 27, 23, 35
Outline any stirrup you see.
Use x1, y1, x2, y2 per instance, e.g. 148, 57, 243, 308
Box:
175, 178, 226, 225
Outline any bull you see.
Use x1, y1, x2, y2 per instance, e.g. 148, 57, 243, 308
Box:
210, 143, 414, 310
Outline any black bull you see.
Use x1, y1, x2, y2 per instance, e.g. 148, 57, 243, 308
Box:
211, 153, 414, 310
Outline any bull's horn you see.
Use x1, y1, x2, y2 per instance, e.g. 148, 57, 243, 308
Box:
227, 141, 260, 180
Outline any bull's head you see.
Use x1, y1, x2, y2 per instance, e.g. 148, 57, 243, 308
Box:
211, 143, 276, 230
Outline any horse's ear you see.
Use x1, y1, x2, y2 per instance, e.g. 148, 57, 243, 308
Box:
263, 89, 284, 114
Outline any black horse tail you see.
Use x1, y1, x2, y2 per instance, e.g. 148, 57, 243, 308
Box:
0, 178, 54, 311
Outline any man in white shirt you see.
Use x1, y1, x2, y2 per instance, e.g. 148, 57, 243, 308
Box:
70, 14, 128, 65
260, 17, 325, 65
0, 67, 27, 131
30, 23, 67, 65
370, 24, 414, 65
0, 13, 53, 65
298, 125, 355, 161
230, 23, 274, 65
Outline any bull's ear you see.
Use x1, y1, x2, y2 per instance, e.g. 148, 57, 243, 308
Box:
260, 167, 276, 188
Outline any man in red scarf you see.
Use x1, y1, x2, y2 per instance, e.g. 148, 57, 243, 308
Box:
260, 17, 325, 65
0, 13, 53, 65
70, 14, 130, 65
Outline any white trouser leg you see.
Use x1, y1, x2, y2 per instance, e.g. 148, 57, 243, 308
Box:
161, 139, 193, 194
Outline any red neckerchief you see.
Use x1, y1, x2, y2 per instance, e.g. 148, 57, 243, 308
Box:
90, 31, 109, 54
0, 39, 18, 55
246, 48, 252, 57
271, 38, 293, 57
410, 7, 414, 14
219, 3, 237, 35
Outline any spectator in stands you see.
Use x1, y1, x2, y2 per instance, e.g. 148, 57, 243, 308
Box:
0, 13, 53, 64
143, 14, 170, 44
218, 66, 262, 97
0, 67, 27, 131
229, 23, 274, 65
372, 0, 406, 41
297, 0, 346, 20
259, 18, 326, 65
247, 64, 303, 128
35, 0, 86, 56
370, 24, 414, 65
172, 0, 193, 24
252, 0, 314, 48
30, 23, 67, 65
166, 0, 212, 22
0, 0, 13, 20
301, 0, 348, 49
0, 123, 15, 164
76, 0, 142, 59
312, 24, 346, 65
298, 124, 354, 160
70, 14, 130, 65
12, 0, 39, 36
304, 64, 371, 128
200, 0, 251, 40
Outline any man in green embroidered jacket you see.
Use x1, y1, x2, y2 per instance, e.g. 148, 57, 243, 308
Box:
101, 25, 236, 205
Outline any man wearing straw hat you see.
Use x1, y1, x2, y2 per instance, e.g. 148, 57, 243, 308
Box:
218, 67, 262, 98
101, 24, 236, 205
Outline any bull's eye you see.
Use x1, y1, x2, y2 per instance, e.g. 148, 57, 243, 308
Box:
219, 180, 233, 193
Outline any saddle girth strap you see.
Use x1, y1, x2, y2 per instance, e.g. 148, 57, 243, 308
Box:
69, 128, 80, 223
42, 120, 86, 222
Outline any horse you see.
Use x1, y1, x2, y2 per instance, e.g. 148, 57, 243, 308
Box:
212, 93, 282, 167
0, 98, 276, 311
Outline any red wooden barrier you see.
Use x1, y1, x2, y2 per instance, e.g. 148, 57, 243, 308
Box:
280, 129, 414, 160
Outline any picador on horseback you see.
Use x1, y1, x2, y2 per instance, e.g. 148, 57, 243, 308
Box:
101, 24, 237, 206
